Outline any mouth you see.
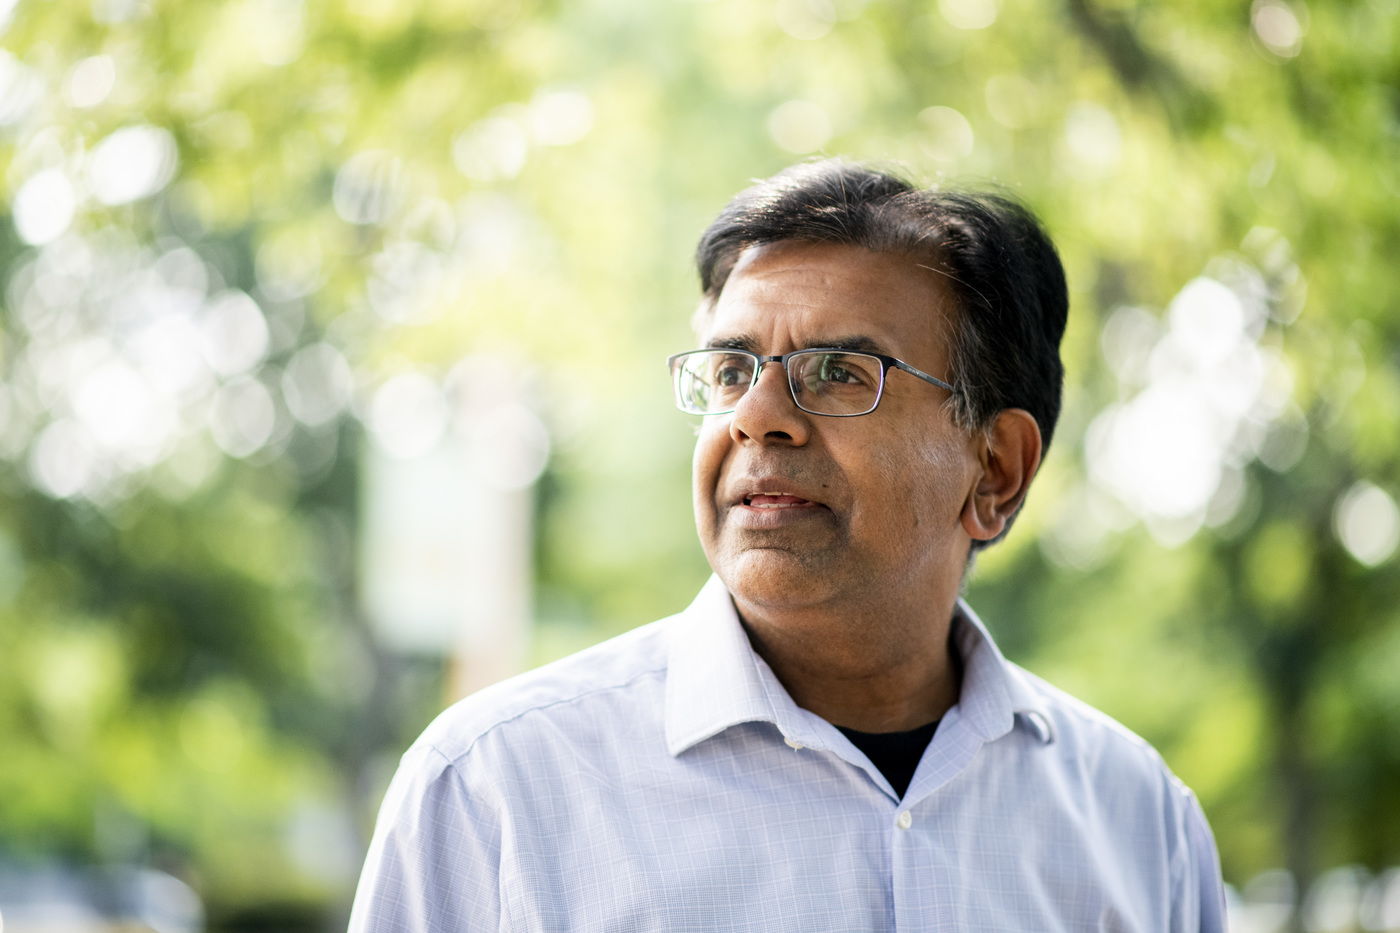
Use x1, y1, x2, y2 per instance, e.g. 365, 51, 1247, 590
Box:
726, 481, 831, 531
742, 492, 818, 509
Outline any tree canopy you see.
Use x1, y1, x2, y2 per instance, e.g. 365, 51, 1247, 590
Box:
1, 0, 1398, 925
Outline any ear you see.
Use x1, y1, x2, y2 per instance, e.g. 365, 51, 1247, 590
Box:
961, 409, 1043, 542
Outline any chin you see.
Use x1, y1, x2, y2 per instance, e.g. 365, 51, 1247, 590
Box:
713, 546, 839, 610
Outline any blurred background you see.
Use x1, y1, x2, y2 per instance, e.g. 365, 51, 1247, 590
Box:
0, 0, 1397, 929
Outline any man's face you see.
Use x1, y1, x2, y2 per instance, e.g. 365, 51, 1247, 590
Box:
693, 240, 984, 615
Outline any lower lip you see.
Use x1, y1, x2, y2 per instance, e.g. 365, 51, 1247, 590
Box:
731, 501, 826, 529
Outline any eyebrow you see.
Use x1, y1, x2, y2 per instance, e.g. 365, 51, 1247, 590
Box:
706, 334, 760, 352
704, 334, 892, 355
817, 335, 890, 355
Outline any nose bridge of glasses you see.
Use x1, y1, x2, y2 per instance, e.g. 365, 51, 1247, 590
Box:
748, 354, 794, 396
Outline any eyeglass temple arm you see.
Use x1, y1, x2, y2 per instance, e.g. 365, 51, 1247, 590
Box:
890, 359, 956, 394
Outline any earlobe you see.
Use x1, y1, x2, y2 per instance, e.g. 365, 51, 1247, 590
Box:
960, 409, 1043, 541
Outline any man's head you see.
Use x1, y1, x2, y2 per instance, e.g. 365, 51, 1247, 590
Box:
696, 160, 1068, 464
683, 160, 1067, 619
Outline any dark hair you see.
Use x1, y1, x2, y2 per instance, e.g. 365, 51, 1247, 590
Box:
695, 159, 1069, 549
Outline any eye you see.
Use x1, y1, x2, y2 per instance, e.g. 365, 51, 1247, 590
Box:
712, 354, 753, 387
715, 364, 745, 386
820, 359, 861, 384
812, 353, 876, 387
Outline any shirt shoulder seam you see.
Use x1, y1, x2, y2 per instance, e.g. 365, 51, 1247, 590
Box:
424, 663, 669, 767
1011, 661, 1160, 755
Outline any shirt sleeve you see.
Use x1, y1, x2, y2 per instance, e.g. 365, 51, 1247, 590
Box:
347, 743, 506, 933
1183, 787, 1228, 933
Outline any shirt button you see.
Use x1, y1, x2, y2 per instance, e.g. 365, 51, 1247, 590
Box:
896, 810, 913, 830
784, 737, 804, 750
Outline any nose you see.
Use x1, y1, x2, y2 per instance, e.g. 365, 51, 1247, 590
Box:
729, 359, 812, 446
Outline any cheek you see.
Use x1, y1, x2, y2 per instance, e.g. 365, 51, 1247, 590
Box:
865, 432, 972, 530
691, 419, 732, 515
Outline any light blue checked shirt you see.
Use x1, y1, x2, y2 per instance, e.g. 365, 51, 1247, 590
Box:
350, 576, 1226, 932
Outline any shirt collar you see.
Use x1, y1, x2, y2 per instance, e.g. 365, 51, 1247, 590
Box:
664, 575, 777, 756
952, 598, 1057, 745
664, 575, 1055, 757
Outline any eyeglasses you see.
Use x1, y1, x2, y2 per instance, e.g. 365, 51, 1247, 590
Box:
667, 347, 956, 417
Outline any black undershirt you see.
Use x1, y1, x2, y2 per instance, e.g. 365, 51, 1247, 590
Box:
836, 720, 940, 798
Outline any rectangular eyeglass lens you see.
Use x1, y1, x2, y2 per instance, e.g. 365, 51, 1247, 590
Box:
680, 351, 753, 412
790, 351, 881, 414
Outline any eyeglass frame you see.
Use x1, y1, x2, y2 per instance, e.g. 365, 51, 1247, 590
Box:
666, 347, 957, 418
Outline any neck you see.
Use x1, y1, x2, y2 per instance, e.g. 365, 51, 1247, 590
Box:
734, 593, 963, 734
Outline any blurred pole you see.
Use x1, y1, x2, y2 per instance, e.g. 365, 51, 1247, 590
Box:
444, 477, 533, 703
359, 356, 548, 705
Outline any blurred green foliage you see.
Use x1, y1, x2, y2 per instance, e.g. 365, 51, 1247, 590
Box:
1, 0, 1398, 925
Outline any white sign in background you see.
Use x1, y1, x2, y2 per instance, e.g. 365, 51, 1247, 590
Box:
360, 358, 549, 700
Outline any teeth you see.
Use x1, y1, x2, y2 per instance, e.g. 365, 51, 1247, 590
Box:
745, 492, 808, 508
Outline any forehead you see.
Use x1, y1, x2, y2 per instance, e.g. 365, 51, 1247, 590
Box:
700, 241, 954, 357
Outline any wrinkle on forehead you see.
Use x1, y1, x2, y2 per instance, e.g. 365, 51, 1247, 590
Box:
699, 241, 956, 368
705, 333, 895, 356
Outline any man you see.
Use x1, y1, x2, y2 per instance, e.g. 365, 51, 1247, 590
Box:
349, 160, 1227, 931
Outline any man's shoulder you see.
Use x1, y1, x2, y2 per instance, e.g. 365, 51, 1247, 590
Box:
1009, 661, 1188, 794
415, 615, 676, 764
1013, 664, 1150, 745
